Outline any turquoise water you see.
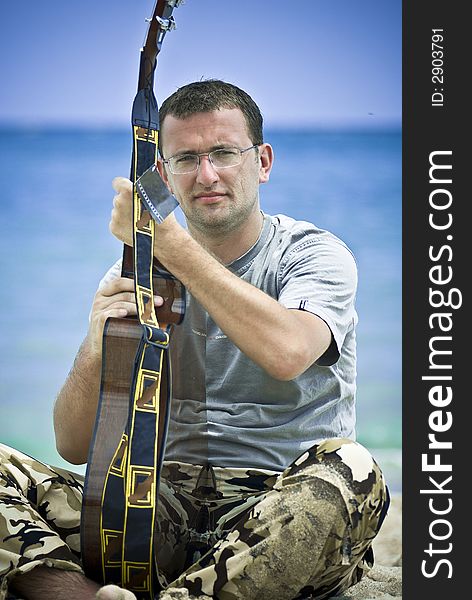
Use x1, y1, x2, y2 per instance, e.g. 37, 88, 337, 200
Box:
0, 127, 401, 490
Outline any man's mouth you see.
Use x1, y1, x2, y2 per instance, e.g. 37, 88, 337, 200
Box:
193, 192, 227, 204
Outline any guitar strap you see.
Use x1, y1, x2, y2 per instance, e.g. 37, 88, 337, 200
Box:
94, 3, 182, 597
99, 128, 171, 598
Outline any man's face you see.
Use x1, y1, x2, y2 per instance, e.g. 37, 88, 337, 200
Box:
158, 108, 272, 236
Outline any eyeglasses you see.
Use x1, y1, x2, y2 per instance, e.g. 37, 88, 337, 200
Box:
162, 145, 259, 175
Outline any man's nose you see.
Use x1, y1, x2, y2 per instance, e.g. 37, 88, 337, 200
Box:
196, 155, 219, 185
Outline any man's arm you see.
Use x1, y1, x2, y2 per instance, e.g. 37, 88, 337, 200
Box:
53, 277, 162, 464
110, 178, 332, 382
157, 230, 331, 381
53, 337, 102, 464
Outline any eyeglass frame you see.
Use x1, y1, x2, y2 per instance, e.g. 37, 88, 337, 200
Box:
161, 144, 260, 175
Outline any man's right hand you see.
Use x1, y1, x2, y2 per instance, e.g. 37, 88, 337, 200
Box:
53, 272, 163, 463
86, 277, 164, 358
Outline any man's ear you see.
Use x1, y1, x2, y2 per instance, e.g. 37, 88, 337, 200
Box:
258, 143, 274, 184
156, 159, 174, 195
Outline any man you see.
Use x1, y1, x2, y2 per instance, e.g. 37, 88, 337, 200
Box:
0, 80, 389, 600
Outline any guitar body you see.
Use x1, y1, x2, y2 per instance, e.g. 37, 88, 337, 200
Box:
81, 317, 141, 583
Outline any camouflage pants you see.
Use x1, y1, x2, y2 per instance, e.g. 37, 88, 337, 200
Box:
0, 439, 389, 599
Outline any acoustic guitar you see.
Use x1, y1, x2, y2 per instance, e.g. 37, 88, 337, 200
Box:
80, 2, 184, 597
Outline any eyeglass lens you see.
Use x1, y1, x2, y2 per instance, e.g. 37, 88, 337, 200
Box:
168, 146, 255, 174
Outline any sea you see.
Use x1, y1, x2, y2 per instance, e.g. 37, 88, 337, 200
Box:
0, 126, 402, 492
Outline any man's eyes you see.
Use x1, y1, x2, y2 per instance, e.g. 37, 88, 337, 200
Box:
174, 155, 196, 164
173, 148, 238, 163
214, 148, 238, 156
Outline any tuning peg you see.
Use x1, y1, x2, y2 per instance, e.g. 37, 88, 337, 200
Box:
156, 15, 177, 31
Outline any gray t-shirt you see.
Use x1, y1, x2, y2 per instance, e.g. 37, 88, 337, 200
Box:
100, 212, 358, 472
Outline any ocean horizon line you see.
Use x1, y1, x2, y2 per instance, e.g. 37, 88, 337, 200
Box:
0, 120, 402, 135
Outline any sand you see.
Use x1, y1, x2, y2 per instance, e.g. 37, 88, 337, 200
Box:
334, 493, 402, 599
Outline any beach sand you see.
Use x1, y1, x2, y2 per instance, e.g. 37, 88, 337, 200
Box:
334, 493, 402, 599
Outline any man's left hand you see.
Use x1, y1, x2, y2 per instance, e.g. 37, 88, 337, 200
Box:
109, 176, 181, 246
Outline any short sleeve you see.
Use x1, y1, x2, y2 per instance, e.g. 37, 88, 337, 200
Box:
88, 258, 123, 322
97, 258, 123, 290
278, 236, 358, 366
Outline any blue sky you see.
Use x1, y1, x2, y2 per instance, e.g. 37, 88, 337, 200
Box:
0, 0, 401, 128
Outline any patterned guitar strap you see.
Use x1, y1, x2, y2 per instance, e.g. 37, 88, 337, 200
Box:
97, 3, 181, 598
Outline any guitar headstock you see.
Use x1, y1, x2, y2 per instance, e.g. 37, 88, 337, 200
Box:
138, 0, 183, 92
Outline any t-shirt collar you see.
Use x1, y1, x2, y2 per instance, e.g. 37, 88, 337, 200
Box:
226, 212, 272, 274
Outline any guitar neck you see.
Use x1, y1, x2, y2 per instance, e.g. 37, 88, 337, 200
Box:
122, 0, 178, 281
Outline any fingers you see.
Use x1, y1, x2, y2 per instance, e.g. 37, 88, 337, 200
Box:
94, 278, 135, 313
99, 277, 164, 307
110, 175, 183, 253
87, 277, 164, 357
112, 176, 132, 193
93, 292, 163, 319
100, 276, 135, 297
110, 177, 133, 245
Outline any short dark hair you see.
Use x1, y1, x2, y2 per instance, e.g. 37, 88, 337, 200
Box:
159, 79, 263, 151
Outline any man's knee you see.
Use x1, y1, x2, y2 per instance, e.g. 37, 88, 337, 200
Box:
282, 439, 390, 533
